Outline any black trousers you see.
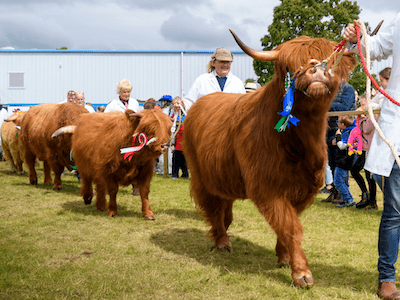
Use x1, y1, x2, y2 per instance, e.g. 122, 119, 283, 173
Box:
172, 150, 189, 178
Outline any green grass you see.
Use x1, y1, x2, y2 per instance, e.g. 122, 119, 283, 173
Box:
0, 159, 392, 299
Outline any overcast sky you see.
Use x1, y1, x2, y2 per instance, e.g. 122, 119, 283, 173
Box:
1, 0, 399, 51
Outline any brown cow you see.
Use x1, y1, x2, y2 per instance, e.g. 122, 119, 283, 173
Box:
19, 103, 88, 189
182, 32, 357, 287
1, 112, 27, 174
52, 109, 172, 219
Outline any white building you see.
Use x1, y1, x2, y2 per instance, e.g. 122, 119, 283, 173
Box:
0, 49, 258, 112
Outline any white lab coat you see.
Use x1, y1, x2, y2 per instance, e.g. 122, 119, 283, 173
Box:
104, 98, 140, 113
362, 12, 400, 176
182, 70, 246, 111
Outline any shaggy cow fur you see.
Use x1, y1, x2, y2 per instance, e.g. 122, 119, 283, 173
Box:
1, 112, 27, 173
64, 109, 172, 218
182, 35, 357, 287
19, 103, 88, 189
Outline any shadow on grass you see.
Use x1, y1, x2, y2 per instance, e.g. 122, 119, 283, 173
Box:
150, 227, 376, 288
12, 180, 81, 196
60, 198, 200, 221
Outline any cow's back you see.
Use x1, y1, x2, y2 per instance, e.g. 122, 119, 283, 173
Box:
21, 103, 88, 161
72, 112, 133, 178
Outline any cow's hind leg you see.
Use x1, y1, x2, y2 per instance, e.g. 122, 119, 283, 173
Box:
258, 198, 314, 288
80, 175, 93, 205
192, 180, 234, 252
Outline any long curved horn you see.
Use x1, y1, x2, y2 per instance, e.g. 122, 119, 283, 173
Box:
229, 29, 279, 61
51, 125, 76, 139
371, 20, 384, 36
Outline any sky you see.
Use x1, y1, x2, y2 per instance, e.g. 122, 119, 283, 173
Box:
0, 0, 399, 51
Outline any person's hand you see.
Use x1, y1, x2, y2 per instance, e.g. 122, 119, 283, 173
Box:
332, 139, 337, 146
343, 20, 360, 44
335, 128, 341, 135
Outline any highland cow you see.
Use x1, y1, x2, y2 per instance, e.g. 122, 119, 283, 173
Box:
19, 103, 88, 189
182, 31, 357, 287
1, 112, 27, 174
52, 109, 172, 219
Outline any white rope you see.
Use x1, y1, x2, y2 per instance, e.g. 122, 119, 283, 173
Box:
359, 20, 400, 169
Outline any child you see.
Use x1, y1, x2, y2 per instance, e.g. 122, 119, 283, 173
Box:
171, 101, 189, 179
333, 115, 356, 208
354, 94, 379, 210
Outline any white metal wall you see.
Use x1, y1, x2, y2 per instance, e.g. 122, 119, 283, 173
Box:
0, 50, 258, 107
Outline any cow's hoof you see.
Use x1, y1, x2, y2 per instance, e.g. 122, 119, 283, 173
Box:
84, 196, 92, 205
211, 245, 234, 253
293, 274, 314, 288
108, 214, 118, 217
144, 214, 155, 220
52, 186, 63, 191
30, 179, 38, 185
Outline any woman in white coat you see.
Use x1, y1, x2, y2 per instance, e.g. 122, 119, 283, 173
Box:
104, 79, 140, 113
173, 47, 245, 112
344, 13, 400, 300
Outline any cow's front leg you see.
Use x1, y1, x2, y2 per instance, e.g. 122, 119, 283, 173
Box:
259, 198, 314, 288
136, 182, 154, 220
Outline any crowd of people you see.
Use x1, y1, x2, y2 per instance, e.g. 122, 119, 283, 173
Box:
1, 17, 400, 297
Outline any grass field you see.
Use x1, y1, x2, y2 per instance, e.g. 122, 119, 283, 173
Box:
0, 159, 395, 299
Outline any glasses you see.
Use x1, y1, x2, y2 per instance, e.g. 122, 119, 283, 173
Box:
68, 91, 76, 95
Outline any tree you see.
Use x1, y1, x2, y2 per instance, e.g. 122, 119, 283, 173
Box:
254, 0, 365, 90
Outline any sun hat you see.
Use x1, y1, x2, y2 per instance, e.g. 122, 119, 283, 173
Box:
211, 48, 233, 61
159, 94, 173, 101
245, 82, 257, 92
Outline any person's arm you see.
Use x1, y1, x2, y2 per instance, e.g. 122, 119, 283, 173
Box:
330, 84, 355, 111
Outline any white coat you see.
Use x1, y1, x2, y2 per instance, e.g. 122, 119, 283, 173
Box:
104, 98, 139, 113
362, 12, 400, 176
182, 70, 245, 111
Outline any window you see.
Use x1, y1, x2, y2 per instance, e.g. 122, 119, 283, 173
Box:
9, 72, 25, 89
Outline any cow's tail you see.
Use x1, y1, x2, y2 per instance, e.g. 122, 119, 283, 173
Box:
51, 125, 76, 139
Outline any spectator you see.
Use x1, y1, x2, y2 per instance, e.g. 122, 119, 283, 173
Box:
323, 79, 356, 203
160, 94, 174, 116
171, 97, 188, 180
97, 106, 105, 113
60, 90, 76, 104
354, 94, 379, 210
173, 47, 246, 112
368, 67, 391, 110
75, 91, 95, 113
104, 79, 140, 195
156, 94, 174, 175
104, 79, 139, 113
333, 115, 356, 208
343, 15, 400, 299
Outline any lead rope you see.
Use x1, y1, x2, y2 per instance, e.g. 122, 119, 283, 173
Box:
356, 20, 400, 169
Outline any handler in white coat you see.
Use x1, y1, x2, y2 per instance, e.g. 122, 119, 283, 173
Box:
104, 79, 140, 113
344, 13, 400, 299
173, 47, 245, 112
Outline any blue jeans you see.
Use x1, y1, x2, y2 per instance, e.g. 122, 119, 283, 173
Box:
334, 167, 353, 203
373, 162, 400, 283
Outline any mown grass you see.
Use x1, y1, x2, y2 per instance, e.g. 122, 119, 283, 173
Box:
0, 159, 394, 299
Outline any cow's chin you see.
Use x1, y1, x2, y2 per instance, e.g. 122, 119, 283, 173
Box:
304, 82, 331, 98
